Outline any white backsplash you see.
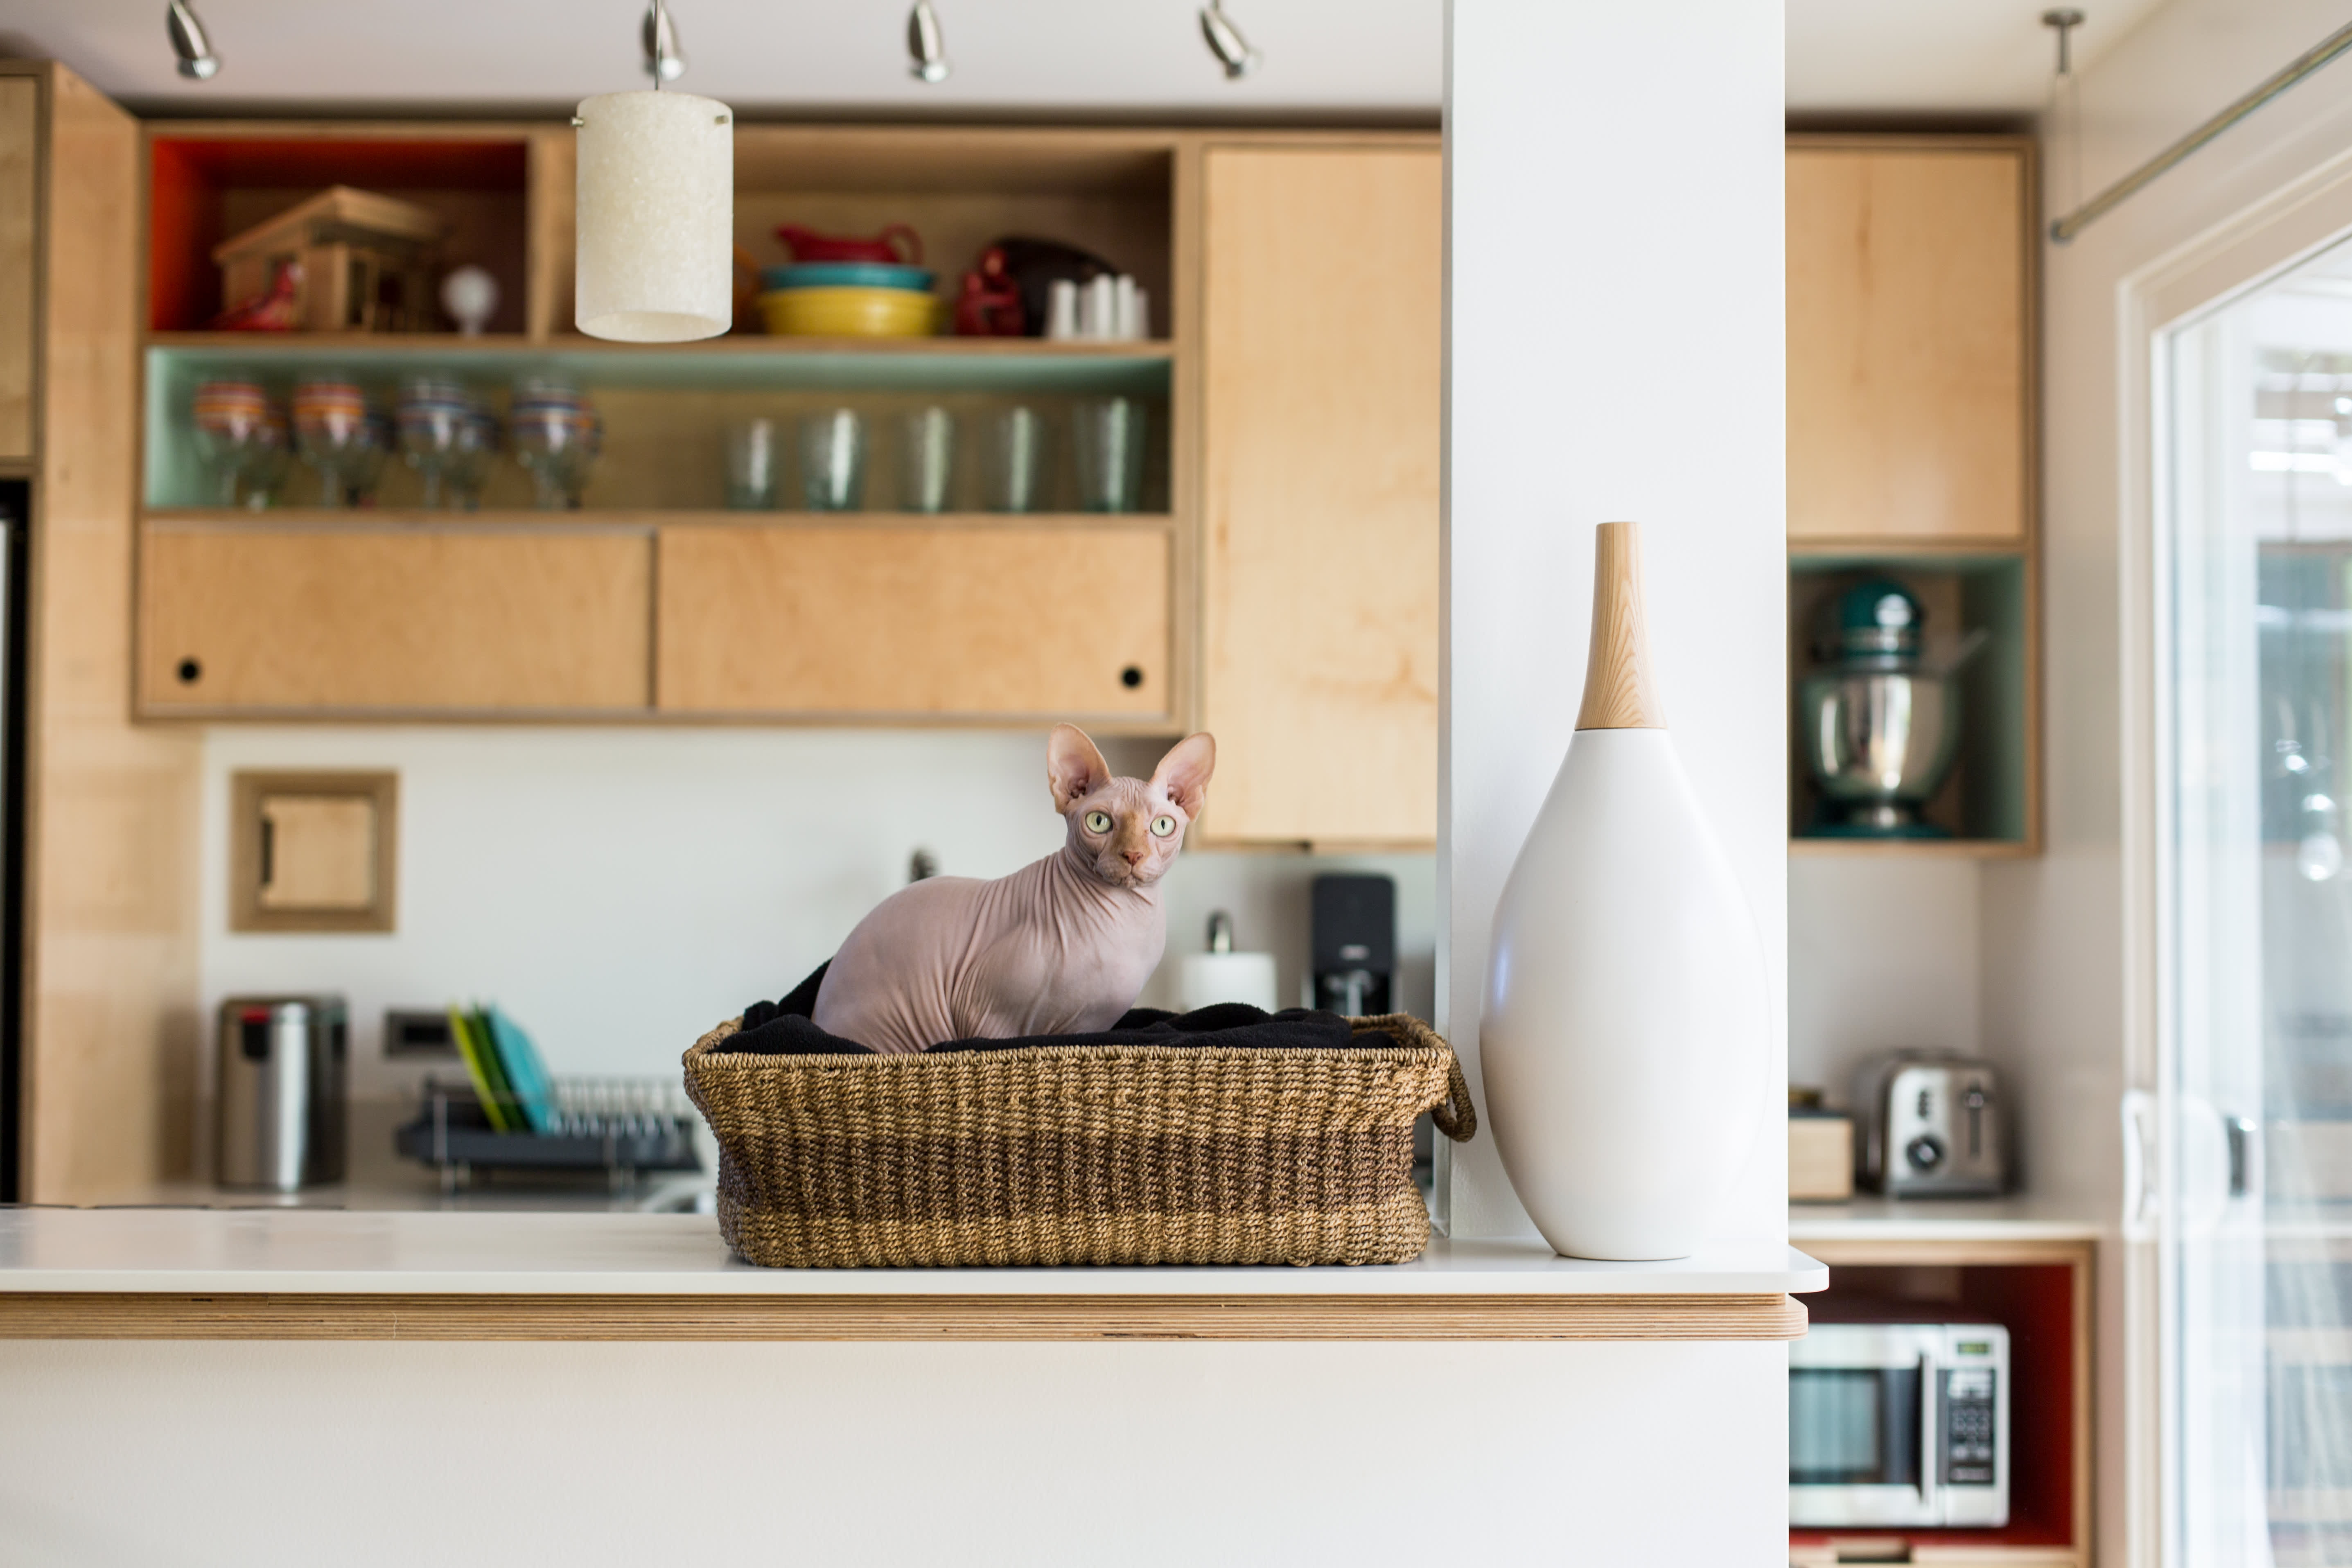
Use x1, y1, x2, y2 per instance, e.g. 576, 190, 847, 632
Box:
195, 726, 1434, 1101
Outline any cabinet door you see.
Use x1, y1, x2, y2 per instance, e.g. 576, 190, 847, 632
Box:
138, 521, 653, 713
1199, 145, 1441, 846
655, 523, 1170, 720
0, 76, 36, 458
1788, 143, 2028, 542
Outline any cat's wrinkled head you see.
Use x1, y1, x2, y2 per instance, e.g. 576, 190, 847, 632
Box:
1048, 724, 1216, 891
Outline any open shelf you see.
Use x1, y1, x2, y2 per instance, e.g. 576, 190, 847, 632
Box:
146, 343, 1173, 512
1792, 1238, 2092, 1568
149, 133, 533, 334
1790, 545, 2038, 854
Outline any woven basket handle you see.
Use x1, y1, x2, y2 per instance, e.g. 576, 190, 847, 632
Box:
1431, 1053, 1477, 1143
1350, 1013, 1478, 1143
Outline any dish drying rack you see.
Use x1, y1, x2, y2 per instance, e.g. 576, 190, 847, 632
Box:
396, 1077, 704, 1194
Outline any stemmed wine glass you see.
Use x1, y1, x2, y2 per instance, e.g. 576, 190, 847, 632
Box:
395, 375, 472, 508
445, 401, 500, 511
291, 375, 377, 507
509, 379, 600, 509
190, 377, 271, 505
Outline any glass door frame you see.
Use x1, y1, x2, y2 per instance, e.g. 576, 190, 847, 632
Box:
2132, 158, 2352, 1568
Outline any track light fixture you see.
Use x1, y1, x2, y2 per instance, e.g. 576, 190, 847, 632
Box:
907, 0, 951, 83
642, 0, 686, 83
1199, 2, 1261, 80
165, 0, 220, 81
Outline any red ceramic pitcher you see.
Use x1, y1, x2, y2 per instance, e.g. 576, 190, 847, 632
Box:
774, 222, 923, 265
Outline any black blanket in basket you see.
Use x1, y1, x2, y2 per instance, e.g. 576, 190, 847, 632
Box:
726, 962, 1390, 1057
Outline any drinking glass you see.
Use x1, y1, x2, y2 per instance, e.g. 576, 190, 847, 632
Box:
345, 408, 395, 505
190, 377, 272, 505
1072, 397, 1147, 513
510, 379, 596, 510
241, 407, 292, 509
395, 374, 472, 508
899, 406, 955, 513
725, 418, 782, 509
985, 405, 1050, 513
799, 408, 867, 511
291, 376, 376, 507
445, 404, 499, 511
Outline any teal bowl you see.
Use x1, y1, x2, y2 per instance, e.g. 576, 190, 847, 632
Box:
762, 262, 936, 293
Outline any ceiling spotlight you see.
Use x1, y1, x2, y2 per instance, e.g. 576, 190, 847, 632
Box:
1199, 2, 1261, 80
907, 0, 951, 83
642, 0, 686, 83
165, 0, 220, 81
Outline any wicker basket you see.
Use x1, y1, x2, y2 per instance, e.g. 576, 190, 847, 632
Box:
682, 1013, 1477, 1268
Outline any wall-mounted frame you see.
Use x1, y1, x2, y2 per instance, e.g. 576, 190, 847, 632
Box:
229, 769, 397, 933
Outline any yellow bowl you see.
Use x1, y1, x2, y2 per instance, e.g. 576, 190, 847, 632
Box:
757, 286, 940, 338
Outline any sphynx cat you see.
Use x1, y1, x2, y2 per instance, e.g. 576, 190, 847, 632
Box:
810, 724, 1217, 1055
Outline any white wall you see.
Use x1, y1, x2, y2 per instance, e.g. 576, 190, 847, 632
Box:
1441, 0, 1788, 1243
0, 1338, 1786, 1567
1788, 858, 1981, 1101
195, 727, 1434, 1102
2008, 5, 2352, 1564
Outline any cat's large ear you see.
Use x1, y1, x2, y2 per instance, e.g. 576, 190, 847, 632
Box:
1151, 732, 1216, 817
1047, 723, 1113, 811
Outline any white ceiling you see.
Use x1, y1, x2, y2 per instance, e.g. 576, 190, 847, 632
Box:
0, 0, 2163, 117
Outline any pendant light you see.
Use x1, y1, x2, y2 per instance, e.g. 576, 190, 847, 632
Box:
573, 2, 733, 342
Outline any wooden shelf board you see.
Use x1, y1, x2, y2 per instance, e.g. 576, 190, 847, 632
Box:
145, 331, 1175, 359
1789, 836, 2035, 859
142, 508, 1174, 531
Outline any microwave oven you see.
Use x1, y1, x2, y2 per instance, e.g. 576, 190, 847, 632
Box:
1791, 1322, 2010, 1528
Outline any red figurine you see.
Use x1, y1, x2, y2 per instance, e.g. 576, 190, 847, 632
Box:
954, 246, 1026, 338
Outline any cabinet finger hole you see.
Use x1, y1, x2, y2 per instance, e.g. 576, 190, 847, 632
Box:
176, 657, 202, 685
1120, 666, 1144, 689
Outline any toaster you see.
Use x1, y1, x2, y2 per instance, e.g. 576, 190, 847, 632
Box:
1853, 1052, 2006, 1197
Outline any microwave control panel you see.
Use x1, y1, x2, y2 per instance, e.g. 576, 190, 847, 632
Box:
1939, 1364, 2000, 1486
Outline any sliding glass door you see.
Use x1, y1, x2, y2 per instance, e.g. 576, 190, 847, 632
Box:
2165, 235, 2352, 1568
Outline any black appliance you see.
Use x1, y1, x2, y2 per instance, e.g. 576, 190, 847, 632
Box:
1312, 874, 1394, 1017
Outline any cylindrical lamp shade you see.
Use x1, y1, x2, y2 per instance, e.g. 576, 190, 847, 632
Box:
574, 90, 734, 342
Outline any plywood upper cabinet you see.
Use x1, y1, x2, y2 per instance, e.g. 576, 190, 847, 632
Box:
656, 523, 1170, 721
1787, 139, 2032, 543
1197, 143, 1442, 847
138, 521, 654, 714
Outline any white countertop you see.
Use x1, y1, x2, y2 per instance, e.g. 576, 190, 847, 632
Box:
1787, 1194, 2104, 1242
0, 1208, 1827, 1297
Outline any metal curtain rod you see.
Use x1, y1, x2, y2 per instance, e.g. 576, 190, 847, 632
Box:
2050, 16, 2352, 244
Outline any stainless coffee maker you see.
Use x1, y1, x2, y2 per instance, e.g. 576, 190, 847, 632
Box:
1799, 578, 1969, 838
215, 995, 348, 1189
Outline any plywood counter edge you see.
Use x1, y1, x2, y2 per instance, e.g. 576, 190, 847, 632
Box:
0, 1290, 1810, 1341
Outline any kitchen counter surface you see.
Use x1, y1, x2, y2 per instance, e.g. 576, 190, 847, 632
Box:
0, 1206, 1825, 1295
1788, 1194, 2104, 1241
0, 1209, 1824, 1341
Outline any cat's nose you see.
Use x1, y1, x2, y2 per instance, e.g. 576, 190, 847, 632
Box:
1123, 847, 1146, 866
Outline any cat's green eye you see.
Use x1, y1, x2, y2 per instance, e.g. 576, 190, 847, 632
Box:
1150, 814, 1177, 838
1084, 811, 1113, 834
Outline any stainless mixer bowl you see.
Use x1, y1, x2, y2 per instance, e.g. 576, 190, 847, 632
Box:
1799, 670, 1961, 830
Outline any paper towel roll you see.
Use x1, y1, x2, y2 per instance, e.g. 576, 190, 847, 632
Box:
1179, 951, 1279, 1013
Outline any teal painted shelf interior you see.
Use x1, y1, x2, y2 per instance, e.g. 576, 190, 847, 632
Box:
1789, 549, 2032, 847
144, 338, 1174, 511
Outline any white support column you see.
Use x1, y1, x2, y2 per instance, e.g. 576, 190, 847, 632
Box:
1440, 0, 1789, 1243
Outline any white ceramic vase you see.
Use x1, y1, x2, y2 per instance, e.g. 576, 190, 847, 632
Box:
1480, 521, 1767, 1260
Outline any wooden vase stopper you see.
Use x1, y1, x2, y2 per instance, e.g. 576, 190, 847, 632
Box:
1574, 520, 1667, 731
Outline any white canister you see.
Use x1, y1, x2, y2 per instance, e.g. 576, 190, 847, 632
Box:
1179, 950, 1280, 1013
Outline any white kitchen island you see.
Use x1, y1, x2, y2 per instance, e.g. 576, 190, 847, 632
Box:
0, 1207, 1821, 1566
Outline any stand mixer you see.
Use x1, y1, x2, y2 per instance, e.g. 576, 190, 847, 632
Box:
1799, 578, 1975, 838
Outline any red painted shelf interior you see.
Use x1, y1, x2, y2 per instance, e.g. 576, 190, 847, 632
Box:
149, 138, 530, 333
1790, 1261, 2078, 1554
